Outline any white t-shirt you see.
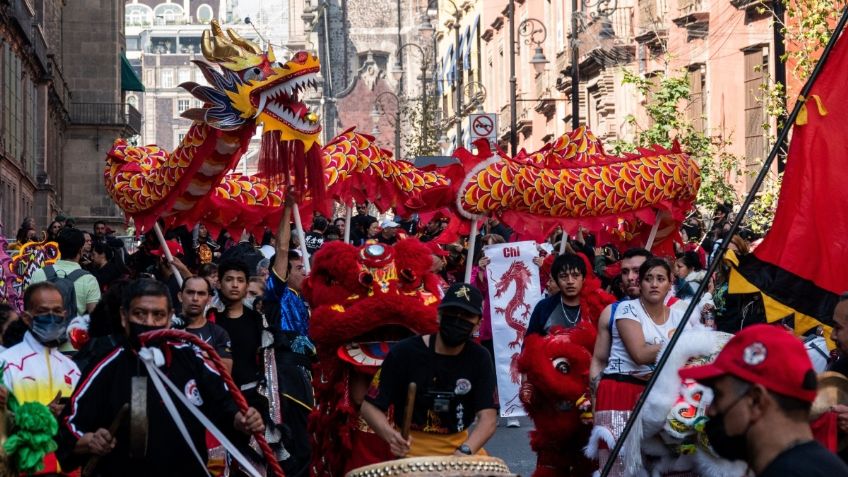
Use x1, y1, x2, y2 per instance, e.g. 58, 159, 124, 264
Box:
603, 298, 696, 377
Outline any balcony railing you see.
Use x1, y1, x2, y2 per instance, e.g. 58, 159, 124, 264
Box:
70, 103, 141, 135
637, 0, 669, 33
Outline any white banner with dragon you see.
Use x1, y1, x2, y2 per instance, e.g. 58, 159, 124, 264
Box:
484, 241, 543, 418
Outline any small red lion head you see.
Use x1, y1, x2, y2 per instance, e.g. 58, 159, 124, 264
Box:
517, 322, 596, 438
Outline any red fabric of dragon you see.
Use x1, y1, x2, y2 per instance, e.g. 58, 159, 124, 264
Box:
455, 127, 700, 243
517, 323, 597, 477
301, 239, 442, 476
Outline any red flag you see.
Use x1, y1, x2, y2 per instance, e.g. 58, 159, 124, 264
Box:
729, 29, 848, 332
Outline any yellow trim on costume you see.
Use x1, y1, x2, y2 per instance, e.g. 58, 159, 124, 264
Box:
283, 393, 313, 411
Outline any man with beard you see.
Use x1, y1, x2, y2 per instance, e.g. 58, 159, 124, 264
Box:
56, 279, 264, 476
525, 253, 588, 337
361, 283, 498, 458
177, 276, 232, 373
589, 248, 652, 388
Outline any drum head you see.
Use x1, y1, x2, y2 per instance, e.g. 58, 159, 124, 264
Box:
345, 456, 517, 477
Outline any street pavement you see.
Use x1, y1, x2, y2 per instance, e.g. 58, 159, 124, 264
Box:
485, 416, 536, 476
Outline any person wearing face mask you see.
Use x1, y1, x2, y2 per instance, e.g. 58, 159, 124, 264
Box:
361, 282, 498, 459
680, 324, 848, 476
0, 282, 81, 475
56, 279, 265, 476
177, 276, 233, 374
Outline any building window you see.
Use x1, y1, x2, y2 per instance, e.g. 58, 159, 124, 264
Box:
161, 69, 174, 88
177, 99, 190, 113
197, 4, 214, 23
744, 48, 768, 191
154, 4, 184, 25
126, 4, 153, 26
178, 69, 191, 85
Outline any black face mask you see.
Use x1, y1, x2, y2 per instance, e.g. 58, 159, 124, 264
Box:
704, 392, 750, 462
127, 322, 167, 348
439, 314, 476, 347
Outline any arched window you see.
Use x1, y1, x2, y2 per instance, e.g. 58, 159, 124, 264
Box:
153, 3, 184, 25
126, 4, 153, 26
196, 4, 214, 23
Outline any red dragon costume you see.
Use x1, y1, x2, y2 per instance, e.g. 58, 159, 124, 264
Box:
301, 239, 443, 476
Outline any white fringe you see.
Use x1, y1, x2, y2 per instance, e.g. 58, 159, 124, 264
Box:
584, 425, 616, 459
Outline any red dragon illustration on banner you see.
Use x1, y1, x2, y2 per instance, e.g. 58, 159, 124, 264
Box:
301, 239, 442, 476
493, 260, 533, 383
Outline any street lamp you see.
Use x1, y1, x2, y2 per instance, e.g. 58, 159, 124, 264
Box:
393, 42, 434, 153
508, 7, 549, 156
443, 0, 463, 147
374, 91, 402, 160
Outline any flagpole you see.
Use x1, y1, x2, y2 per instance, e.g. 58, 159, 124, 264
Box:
599, 10, 848, 476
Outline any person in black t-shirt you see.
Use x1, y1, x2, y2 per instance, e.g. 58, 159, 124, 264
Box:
680, 324, 848, 477
361, 283, 498, 459
304, 216, 327, 256
216, 260, 264, 408
177, 276, 232, 373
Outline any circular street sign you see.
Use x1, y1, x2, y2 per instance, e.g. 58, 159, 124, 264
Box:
472, 115, 494, 137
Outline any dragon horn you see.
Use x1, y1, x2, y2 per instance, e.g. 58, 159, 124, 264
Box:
202, 21, 242, 63
226, 28, 262, 55
210, 19, 225, 37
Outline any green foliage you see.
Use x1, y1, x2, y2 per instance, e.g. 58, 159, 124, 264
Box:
612, 69, 741, 209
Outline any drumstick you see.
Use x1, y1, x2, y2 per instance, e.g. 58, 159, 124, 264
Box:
82, 403, 129, 477
401, 382, 416, 440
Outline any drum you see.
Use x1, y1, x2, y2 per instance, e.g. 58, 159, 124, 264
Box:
345, 456, 517, 477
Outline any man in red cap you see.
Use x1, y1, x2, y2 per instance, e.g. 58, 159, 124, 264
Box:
679, 324, 848, 476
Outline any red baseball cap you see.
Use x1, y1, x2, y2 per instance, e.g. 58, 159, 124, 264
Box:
426, 241, 449, 257
150, 239, 184, 257
679, 324, 818, 402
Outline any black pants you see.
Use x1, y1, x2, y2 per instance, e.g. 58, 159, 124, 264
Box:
278, 362, 313, 477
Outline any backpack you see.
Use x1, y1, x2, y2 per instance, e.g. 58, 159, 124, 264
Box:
44, 265, 90, 318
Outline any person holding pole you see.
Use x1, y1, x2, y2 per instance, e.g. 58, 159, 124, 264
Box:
360, 283, 498, 458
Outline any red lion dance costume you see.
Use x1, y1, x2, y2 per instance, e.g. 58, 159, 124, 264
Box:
302, 239, 442, 476
517, 256, 615, 477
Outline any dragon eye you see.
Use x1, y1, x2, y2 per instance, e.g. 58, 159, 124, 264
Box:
243, 67, 264, 82
552, 358, 570, 374
293, 51, 308, 64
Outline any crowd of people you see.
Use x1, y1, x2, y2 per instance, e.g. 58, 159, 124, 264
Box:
0, 200, 846, 477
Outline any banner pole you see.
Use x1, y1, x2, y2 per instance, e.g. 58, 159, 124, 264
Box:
464, 218, 479, 283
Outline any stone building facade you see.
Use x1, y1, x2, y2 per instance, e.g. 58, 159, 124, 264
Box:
433, 0, 776, 195
304, 0, 437, 159
0, 0, 136, 235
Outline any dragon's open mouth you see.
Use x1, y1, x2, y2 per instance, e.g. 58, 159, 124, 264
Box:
338, 325, 417, 370
253, 69, 321, 134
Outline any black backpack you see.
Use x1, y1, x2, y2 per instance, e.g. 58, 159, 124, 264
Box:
44, 265, 90, 318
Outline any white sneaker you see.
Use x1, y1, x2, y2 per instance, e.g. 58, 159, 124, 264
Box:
506, 418, 520, 428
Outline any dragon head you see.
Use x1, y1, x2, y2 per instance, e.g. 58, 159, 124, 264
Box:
181, 20, 321, 150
